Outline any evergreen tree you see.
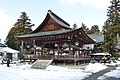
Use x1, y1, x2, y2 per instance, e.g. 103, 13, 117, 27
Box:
89, 25, 100, 34
103, 0, 120, 54
5, 12, 34, 50
106, 0, 120, 26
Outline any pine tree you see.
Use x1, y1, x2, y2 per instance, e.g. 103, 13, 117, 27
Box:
106, 0, 120, 26
5, 12, 34, 50
89, 25, 100, 34
103, 0, 120, 55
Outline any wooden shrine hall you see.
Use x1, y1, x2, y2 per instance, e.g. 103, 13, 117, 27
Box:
16, 10, 95, 65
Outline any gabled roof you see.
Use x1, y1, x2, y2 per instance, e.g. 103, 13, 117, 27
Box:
32, 10, 71, 33
48, 10, 70, 28
16, 10, 95, 44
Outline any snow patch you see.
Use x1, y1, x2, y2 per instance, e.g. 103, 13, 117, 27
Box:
85, 63, 107, 73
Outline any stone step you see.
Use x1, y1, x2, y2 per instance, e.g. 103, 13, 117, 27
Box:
31, 59, 53, 69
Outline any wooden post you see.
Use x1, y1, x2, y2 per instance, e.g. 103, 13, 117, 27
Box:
33, 40, 36, 56
41, 42, 45, 56
20, 41, 24, 59
58, 41, 60, 55
69, 41, 71, 55
41, 47, 44, 56
34, 47, 36, 56
63, 60, 65, 65
74, 52, 76, 66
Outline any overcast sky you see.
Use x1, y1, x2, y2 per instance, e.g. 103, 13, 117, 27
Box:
0, 0, 111, 43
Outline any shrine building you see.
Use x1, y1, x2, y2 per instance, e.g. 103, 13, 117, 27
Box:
16, 10, 96, 64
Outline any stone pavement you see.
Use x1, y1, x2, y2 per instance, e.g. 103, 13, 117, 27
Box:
83, 67, 117, 80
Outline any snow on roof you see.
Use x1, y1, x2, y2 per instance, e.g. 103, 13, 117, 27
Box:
91, 52, 110, 56
2, 47, 19, 53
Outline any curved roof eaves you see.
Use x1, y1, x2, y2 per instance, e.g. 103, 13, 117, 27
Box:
17, 29, 74, 38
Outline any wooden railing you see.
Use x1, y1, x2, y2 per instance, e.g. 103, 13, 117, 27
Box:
21, 54, 91, 64
22, 54, 91, 60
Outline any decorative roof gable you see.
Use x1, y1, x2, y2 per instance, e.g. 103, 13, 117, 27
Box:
32, 10, 71, 33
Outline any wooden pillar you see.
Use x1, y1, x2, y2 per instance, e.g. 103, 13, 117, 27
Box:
78, 49, 80, 58
41, 42, 45, 56
73, 45, 75, 55
53, 49, 55, 56
20, 41, 24, 59
63, 60, 65, 65
57, 41, 60, 55
47, 48, 50, 55
74, 51, 77, 66
69, 41, 71, 55
33, 40, 36, 56
41, 47, 44, 56
34, 47, 36, 56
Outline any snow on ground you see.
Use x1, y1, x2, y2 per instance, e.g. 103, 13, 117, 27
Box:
0, 62, 107, 80
105, 69, 120, 78
85, 63, 107, 73
0, 61, 120, 80
97, 69, 120, 80
0, 63, 90, 80
97, 60, 120, 80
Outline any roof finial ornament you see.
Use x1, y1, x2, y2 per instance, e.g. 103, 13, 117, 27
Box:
48, 10, 52, 13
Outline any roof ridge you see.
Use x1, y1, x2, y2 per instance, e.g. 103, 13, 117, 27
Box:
47, 10, 70, 27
